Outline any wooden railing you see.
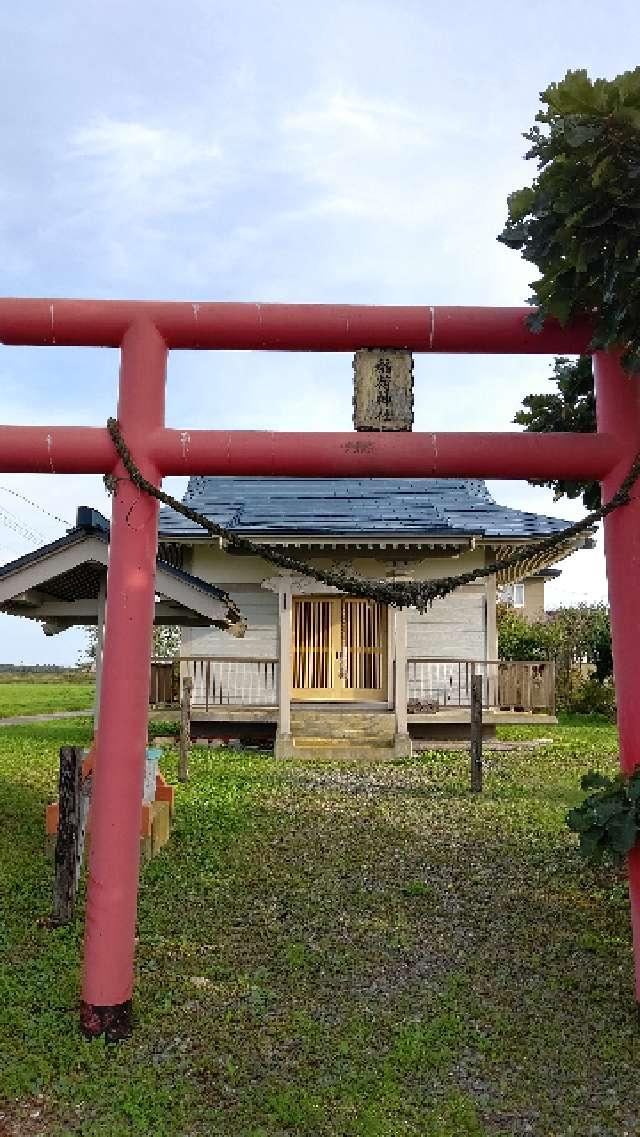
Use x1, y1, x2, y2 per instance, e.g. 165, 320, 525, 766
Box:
181, 656, 279, 709
149, 660, 178, 706
173, 655, 555, 715
406, 659, 555, 715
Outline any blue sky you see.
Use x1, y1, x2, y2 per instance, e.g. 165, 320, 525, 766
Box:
1, 0, 637, 663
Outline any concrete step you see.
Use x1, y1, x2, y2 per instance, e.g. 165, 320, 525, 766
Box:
290, 709, 395, 741
293, 729, 394, 742
291, 742, 396, 762
293, 736, 391, 749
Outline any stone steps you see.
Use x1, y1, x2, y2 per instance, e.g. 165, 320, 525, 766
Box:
292, 736, 391, 749
291, 741, 396, 762
277, 706, 404, 760
290, 708, 395, 742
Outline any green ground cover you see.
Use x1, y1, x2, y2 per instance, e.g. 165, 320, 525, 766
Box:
0, 683, 95, 719
1, 716, 639, 1135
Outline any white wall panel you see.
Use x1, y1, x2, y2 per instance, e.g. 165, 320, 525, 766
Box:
407, 589, 485, 660
182, 589, 278, 659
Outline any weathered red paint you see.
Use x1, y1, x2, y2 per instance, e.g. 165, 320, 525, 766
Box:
0, 297, 637, 1031
594, 351, 640, 1001
0, 298, 592, 353
0, 426, 617, 481
0, 426, 113, 473
151, 428, 617, 481
81, 321, 166, 1016
594, 353, 640, 769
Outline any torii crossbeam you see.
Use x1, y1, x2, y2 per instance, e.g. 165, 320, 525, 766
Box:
1, 298, 638, 1038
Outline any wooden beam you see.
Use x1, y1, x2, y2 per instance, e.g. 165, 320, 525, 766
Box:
52, 747, 83, 924
1, 600, 228, 627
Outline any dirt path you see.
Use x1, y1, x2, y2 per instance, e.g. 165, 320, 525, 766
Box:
0, 709, 93, 726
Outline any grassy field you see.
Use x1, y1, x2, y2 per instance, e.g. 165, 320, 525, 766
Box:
1, 716, 639, 1135
0, 682, 95, 719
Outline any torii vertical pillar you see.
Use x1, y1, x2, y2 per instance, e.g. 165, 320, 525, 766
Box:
80, 321, 167, 1038
594, 350, 640, 1004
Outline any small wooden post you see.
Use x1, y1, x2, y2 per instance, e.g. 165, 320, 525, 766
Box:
470, 673, 483, 794
179, 676, 192, 782
53, 746, 83, 924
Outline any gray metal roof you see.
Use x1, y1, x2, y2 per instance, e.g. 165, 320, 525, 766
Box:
158, 477, 573, 541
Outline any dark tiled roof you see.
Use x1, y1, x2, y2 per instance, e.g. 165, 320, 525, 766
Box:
0, 525, 97, 583
0, 509, 230, 603
158, 477, 572, 541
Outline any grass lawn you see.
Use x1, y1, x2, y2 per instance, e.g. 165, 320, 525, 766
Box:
1, 716, 639, 1135
0, 682, 95, 719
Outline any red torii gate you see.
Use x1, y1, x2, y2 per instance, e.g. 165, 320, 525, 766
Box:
1, 298, 638, 1037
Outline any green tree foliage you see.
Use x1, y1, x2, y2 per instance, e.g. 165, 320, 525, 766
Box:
498, 602, 614, 717
79, 624, 180, 667
150, 625, 181, 659
497, 605, 561, 662
591, 615, 614, 685
498, 602, 613, 683
550, 603, 612, 682
499, 68, 640, 373
514, 355, 599, 509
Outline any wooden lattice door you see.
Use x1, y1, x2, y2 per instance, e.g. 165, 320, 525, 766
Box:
292, 597, 386, 701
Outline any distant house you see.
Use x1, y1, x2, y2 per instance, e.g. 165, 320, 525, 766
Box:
497, 568, 562, 622
157, 476, 591, 754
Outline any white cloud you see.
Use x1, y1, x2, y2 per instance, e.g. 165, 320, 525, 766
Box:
280, 91, 465, 224
69, 116, 224, 217
270, 85, 535, 309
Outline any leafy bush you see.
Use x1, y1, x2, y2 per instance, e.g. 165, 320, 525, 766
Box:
551, 604, 613, 683
563, 676, 616, 720
566, 769, 640, 860
497, 606, 561, 661
498, 604, 616, 717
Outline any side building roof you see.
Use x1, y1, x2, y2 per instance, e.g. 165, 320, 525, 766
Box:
0, 507, 243, 634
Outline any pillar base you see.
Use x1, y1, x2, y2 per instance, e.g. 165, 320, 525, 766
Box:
274, 732, 295, 759
80, 999, 133, 1041
394, 733, 412, 758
